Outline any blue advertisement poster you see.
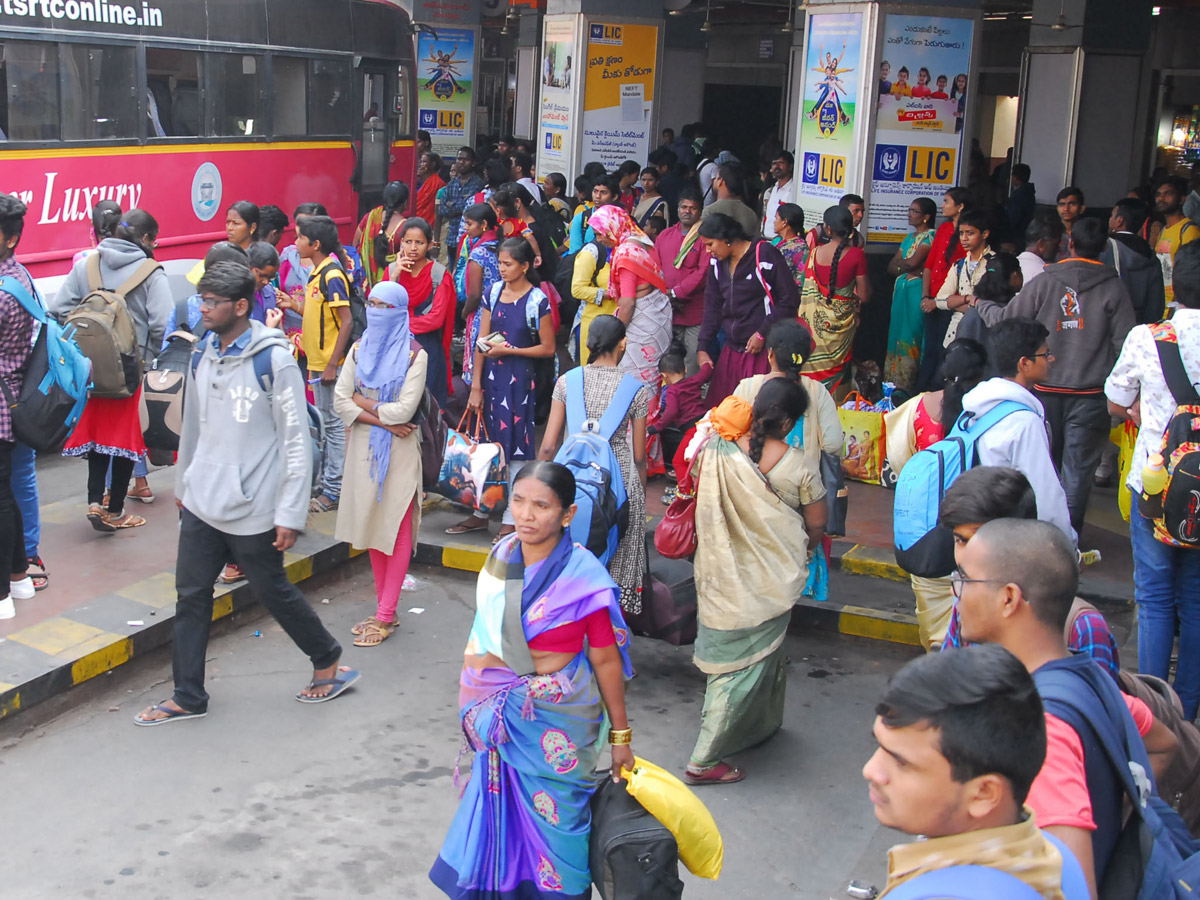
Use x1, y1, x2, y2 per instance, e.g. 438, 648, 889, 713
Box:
868, 16, 974, 242
417, 27, 475, 158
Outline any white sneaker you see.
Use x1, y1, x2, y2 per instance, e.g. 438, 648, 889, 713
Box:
9, 576, 34, 601
0, 596, 14, 619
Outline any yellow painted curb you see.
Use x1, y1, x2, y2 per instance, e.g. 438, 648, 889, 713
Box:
837, 607, 921, 647
442, 544, 489, 573
0, 688, 20, 719
71, 638, 132, 685
838, 544, 908, 583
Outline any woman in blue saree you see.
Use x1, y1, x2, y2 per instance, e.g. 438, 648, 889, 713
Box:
431, 461, 635, 899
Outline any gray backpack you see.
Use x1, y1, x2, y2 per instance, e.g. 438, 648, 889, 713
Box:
64, 253, 160, 398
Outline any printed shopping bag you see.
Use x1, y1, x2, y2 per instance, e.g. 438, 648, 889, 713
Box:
436, 409, 509, 516
838, 392, 886, 484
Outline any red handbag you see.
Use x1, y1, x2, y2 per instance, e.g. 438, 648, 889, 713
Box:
654, 437, 708, 559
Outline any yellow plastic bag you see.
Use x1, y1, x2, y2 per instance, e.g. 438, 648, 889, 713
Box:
620, 756, 724, 879
1111, 420, 1138, 522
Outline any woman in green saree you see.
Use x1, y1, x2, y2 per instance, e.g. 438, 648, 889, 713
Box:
685, 382, 827, 785
883, 197, 936, 393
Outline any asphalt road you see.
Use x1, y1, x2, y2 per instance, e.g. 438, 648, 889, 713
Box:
0, 560, 921, 900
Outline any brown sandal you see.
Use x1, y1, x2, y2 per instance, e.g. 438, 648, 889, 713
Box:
105, 511, 146, 529
351, 616, 399, 636
87, 504, 116, 533
683, 762, 745, 785
352, 618, 393, 647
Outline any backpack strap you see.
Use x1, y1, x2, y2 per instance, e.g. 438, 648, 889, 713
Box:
565, 366, 587, 435
486, 280, 503, 311
251, 346, 274, 394
175, 295, 194, 336
754, 240, 774, 317
430, 261, 447, 288
881, 865, 1044, 900
1108, 238, 1122, 278
1152, 323, 1200, 405
85, 252, 104, 293
524, 287, 547, 337
596, 374, 643, 441
112, 258, 163, 298
0, 275, 46, 323
954, 399, 1031, 436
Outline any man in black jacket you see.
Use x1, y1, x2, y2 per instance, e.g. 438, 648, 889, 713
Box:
1101, 197, 1165, 325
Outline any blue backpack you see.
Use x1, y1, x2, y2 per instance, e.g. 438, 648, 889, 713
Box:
190, 343, 325, 492
0, 273, 91, 453
882, 834, 1089, 899
1035, 656, 1200, 899
554, 366, 642, 565
893, 401, 1027, 578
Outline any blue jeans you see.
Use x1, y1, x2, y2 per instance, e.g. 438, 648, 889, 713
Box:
11, 441, 38, 559
311, 373, 345, 502
1131, 509, 1200, 719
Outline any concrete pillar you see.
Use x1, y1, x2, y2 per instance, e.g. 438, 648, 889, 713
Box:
1017, 0, 1154, 208
537, 0, 666, 182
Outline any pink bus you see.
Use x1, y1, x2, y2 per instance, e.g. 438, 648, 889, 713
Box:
0, 0, 419, 278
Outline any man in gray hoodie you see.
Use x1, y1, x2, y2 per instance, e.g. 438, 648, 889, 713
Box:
135, 262, 354, 725
978, 217, 1135, 535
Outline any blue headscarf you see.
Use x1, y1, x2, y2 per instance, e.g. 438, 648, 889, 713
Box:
357, 281, 412, 499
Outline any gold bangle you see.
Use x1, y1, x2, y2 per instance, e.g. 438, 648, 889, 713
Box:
608, 728, 632, 745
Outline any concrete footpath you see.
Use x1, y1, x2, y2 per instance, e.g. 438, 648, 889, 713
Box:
0, 461, 1137, 722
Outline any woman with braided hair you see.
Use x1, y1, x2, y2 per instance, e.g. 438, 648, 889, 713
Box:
798, 205, 869, 397
685, 381, 826, 784
354, 181, 412, 289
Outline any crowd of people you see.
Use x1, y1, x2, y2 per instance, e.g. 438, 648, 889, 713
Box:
4, 120, 1200, 897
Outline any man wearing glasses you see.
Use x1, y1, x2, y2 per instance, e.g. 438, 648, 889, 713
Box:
951, 518, 1178, 898
957, 317, 1075, 544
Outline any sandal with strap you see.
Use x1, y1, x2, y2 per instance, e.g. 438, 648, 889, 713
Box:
126, 486, 156, 504
296, 666, 361, 703
87, 504, 116, 533
27, 556, 48, 591
352, 619, 393, 648
351, 616, 399, 636
683, 761, 745, 786
309, 495, 338, 513
105, 511, 146, 529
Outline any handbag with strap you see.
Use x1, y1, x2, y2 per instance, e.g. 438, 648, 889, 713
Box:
436, 408, 509, 516
654, 436, 709, 559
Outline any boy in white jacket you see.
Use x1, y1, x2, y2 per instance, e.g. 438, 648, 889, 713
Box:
960, 318, 1076, 545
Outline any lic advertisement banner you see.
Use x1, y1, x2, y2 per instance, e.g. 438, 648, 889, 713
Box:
539, 16, 576, 173
581, 22, 658, 172
417, 27, 475, 158
797, 12, 864, 229
868, 17, 973, 242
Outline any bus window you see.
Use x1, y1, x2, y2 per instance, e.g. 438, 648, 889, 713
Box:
309, 58, 351, 136
210, 52, 265, 137
145, 47, 202, 138
273, 56, 307, 136
2, 41, 60, 141
61, 45, 138, 141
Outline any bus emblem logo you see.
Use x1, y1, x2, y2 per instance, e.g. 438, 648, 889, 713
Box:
191, 162, 223, 222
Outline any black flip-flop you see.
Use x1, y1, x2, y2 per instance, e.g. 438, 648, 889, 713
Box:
296, 667, 361, 704
133, 703, 208, 727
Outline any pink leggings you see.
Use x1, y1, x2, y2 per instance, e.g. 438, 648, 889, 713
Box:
367, 502, 415, 623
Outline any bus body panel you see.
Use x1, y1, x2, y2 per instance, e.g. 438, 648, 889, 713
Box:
1, 140, 417, 278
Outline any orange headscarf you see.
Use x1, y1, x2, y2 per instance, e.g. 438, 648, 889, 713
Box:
589, 204, 668, 293
709, 396, 753, 441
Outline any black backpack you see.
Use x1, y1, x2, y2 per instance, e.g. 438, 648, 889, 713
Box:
141, 295, 202, 460
553, 240, 609, 339
589, 776, 684, 900
1140, 322, 1200, 548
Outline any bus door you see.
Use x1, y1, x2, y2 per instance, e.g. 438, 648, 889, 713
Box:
357, 64, 394, 216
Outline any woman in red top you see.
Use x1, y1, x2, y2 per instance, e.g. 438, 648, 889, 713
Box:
388, 218, 456, 407
916, 187, 970, 390
798, 206, 870, 396
415, 152, 445, 229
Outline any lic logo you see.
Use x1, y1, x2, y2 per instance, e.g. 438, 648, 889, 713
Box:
802, 152, 820, 185
874, 144, 907, 182
419, 109, 437, 129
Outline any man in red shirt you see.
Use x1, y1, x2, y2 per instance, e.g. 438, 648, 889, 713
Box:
655, 187, 710, 375
953, 518, 1178, 898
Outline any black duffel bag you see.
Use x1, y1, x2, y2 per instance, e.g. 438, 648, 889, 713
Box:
589, 775, 684, 900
